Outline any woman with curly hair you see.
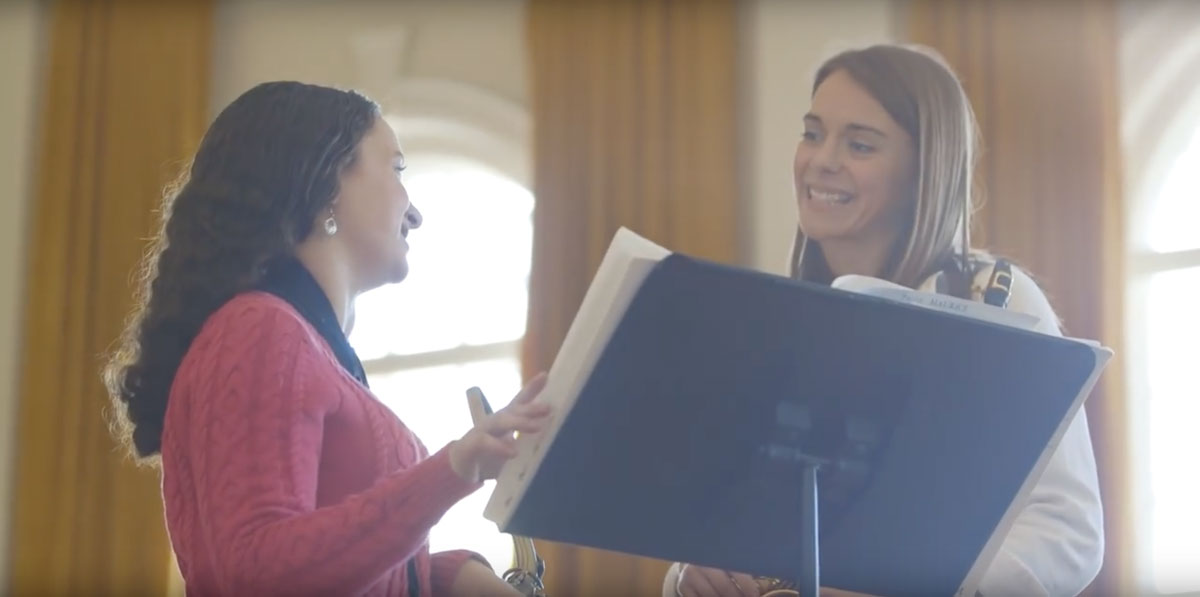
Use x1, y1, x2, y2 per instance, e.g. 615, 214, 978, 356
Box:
103, 81, 547, 596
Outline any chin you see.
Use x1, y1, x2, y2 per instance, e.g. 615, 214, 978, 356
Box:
798, 211, 860, 243
366, 258, 409, 288
797, 219, 843, 243
387, 260, 410, 284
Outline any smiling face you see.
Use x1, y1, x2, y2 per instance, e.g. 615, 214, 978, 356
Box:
794, 69, 917, 256
332, 116, 423, 290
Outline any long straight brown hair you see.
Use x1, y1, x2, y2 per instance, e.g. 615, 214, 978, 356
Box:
790, 44, 982, 297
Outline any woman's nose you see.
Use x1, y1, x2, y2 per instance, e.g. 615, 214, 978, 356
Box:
812, 139, 842, 172
405, 203, 423, 229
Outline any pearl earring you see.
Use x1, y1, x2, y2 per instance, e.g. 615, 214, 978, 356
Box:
323, 208, 338, 236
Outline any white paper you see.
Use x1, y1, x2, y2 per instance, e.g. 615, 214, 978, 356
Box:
832, 274, 1042, 332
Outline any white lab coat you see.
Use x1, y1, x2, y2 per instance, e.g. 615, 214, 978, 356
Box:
662, 263, 1105, 597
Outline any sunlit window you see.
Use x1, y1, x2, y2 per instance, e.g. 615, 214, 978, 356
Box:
349, 156, 534, 572
1130, 117, 1200, 595
1146, 123, 1200, 254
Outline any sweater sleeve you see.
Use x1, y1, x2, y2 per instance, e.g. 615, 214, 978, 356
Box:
976, 267, 1105, 596
179, 298, 483, 595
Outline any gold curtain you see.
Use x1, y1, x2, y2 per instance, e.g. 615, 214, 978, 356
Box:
523, 0, 739, 594
907, 1, 1130, 594
8, 0, 213, 594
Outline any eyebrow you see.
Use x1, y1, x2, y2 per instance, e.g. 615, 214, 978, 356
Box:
803, 113, 887, 137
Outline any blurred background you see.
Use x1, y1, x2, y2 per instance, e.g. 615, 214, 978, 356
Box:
0, 0, 1196, 595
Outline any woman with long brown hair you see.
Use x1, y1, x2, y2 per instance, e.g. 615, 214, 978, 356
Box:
666, 44, 1104, 597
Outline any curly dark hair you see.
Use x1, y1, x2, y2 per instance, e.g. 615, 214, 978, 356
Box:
104, 81, 380, 459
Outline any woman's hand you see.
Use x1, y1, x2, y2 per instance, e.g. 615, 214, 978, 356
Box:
449, 373, 551, 483
449, 558, 523, 597
675, 564, 761, 597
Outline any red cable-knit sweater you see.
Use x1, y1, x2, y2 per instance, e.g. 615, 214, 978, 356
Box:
161, 292, 484, 596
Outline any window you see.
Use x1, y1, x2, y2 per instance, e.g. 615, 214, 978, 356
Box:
349, 155, 534, 572
1128, 116, 1200, 595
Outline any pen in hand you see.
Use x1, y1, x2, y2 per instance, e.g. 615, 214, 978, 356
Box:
449, 374, 550, 483
466, 386, 494, 426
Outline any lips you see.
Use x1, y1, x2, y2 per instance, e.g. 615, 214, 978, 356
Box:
807, 185, 853, 205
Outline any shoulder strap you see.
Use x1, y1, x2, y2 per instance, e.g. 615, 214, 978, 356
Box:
982, 259, 1014, 308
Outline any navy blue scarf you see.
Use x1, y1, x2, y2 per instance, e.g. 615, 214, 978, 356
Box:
254, 257, 369, 388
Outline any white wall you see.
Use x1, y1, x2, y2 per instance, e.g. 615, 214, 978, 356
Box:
211, 0, 533, 189
211, 0, 528, 120
1118, 0, 1200, 251
0, 0, 44, 588
738, 0, 897, 272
